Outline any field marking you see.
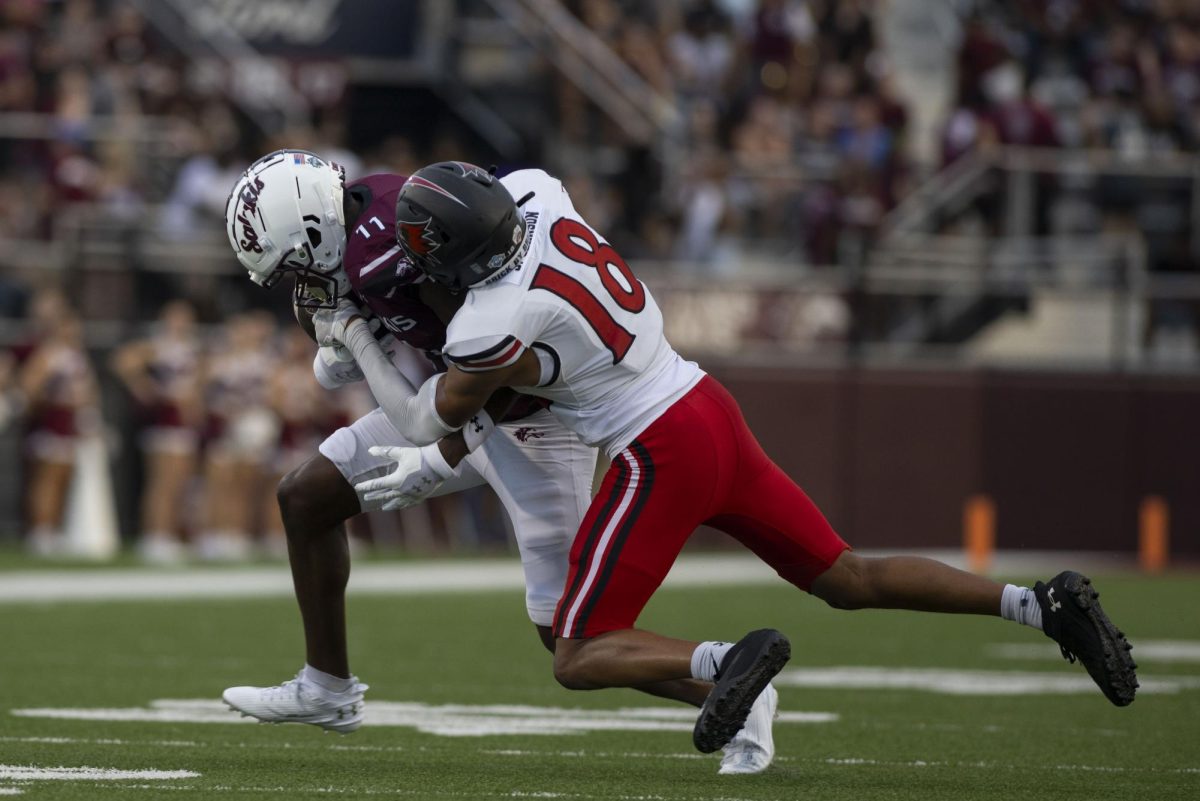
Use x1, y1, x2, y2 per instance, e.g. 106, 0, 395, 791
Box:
990, 639, 1200, 663
481, 747, 1200, 776
110, 785, 779, 801
484, 749, 708, 761
0, 549, 1138, 604
776, 666, 1200, 696
0, 766, 199, 782
0, 554, 781, 603
0, 736, 200, 748
0, 790, 22, 796
12, 698, 837, 737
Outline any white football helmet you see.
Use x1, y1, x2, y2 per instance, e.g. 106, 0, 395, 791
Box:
225, 149, 349, 309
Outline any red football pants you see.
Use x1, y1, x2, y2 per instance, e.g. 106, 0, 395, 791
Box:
553, 375, 850, 639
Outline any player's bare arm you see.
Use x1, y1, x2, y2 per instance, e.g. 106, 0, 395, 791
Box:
434, 354, 541, 429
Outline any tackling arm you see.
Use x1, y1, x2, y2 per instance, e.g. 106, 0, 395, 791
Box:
352, 362, 535, 511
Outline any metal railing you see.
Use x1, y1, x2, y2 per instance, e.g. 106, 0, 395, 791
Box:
478, 0, 681, 146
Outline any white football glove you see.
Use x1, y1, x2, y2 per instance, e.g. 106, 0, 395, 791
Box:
355, 443, 460, 511
312, 298, 363, 348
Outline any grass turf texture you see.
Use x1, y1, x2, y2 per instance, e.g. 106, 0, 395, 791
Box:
0, 573, 1196, 800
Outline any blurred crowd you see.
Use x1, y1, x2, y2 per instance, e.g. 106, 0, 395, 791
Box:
0, 290, 509, 561
0, 0, 197, 240
553, 0, 905, 271
946, 0, 1200, 164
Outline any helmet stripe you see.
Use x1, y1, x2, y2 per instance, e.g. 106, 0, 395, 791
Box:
406, 176, 469, 208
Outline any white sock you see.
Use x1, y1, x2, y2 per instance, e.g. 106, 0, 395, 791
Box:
302, 664, 355, 694
1000, 584, 1043, 631
690, 641, 734, 682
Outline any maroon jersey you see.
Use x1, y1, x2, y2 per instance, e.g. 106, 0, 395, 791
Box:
343, 174, 447, 359
341, 174, 545, 421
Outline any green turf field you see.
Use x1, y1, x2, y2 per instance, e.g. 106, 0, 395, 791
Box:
1, 569, 1197, 800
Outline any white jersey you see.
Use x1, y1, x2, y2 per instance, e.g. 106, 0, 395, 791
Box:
442, 170, 704, 456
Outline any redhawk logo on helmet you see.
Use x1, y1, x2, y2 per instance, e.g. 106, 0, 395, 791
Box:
396, 216, 442, 264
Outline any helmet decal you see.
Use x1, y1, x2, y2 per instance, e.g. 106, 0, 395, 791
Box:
226, 148, 348, 298
232, 176, 266, 254
396, 216, 442, 264
450, 161, 494, 184
393, 161, 520, 291
407, 175, 469, 208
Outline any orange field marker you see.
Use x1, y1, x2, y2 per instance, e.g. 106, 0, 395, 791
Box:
1138, 496, 1169, 573
963, 494, 995, 575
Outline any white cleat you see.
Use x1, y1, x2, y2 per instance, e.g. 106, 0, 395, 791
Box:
222, 671, 368, 734
718, 683, 777, 775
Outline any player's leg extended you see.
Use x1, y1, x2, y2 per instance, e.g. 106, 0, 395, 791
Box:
813, 551, 1002, 613
709, 377, 1137, 706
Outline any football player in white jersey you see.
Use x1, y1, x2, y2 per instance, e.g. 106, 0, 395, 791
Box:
217, 152, 777, 774
325, 162, 1137, 762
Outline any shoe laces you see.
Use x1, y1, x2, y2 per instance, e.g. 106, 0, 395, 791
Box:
258, 672, 308, 701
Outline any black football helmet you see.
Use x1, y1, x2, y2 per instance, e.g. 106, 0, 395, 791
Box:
394, 162, 525, 291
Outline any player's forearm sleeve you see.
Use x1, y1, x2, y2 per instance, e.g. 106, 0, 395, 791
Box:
343, 318, 458, 445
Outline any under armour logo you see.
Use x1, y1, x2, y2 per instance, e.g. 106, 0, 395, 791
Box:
1047, 588, 1062, 612
469, 416, 484, 434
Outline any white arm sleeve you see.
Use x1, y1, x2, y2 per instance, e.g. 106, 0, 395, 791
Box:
343, 318, 458, 445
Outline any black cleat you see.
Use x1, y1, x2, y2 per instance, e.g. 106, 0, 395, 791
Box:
1034, 571, 1138, 707
693, 629, 791, 753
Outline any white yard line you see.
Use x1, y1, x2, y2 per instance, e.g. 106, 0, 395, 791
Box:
990, 639, 1200, 663
0, 736, 200, 748
0, 550, 1137, 604
775, 666, 1200, 696
0, 766, 198, 781
110, 785, 773, 801
11, 699, 836, 736
0, 554, 774, 603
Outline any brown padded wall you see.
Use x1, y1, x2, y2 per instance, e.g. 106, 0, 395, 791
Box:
979, 372, 1134, 552
705, 364, 1199, 555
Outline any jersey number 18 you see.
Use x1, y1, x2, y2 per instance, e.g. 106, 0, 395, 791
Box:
530, 218, 645, 364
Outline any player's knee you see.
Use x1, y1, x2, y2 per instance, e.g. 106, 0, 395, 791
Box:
551, 645, 595, 690
276, 470, 313, 532
812, 552, 873, 610
277, 456, 353, 533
